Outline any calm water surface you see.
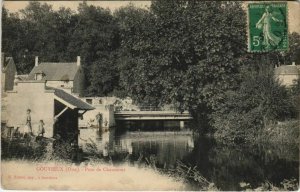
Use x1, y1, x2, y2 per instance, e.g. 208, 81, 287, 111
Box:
79, 121, 299, 190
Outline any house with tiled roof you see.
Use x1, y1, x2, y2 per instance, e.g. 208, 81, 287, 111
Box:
2, 56, 93, 142
1, 53, 16, 94
27, 56, 85, 96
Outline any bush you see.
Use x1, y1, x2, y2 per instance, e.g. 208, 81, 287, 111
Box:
211, 66, 297, 142
259, 120, 299, 144
244, 178, 299, 191
1, 136, 77, 162
1, 137, 48, 160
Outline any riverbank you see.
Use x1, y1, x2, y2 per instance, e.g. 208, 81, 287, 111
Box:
1, 160, 186, 190
210, 119, 299, 145
0, 135, 212, 190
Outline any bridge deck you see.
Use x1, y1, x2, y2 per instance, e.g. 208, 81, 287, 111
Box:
114, 111, 192, 120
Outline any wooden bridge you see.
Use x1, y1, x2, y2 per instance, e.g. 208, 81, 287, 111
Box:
114, 111, 192, 120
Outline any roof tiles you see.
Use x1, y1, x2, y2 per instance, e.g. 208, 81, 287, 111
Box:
53, 88, 94, 110
28, 62, 79, 81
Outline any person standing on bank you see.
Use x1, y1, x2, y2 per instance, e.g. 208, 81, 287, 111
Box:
26, 109, 33, 134
38, 120, 45, 137
96, 113, 103, 132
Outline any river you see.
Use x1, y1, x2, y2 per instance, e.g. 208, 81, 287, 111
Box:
79, 121, 299, 191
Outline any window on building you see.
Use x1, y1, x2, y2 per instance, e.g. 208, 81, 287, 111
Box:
35, 73, 44, 80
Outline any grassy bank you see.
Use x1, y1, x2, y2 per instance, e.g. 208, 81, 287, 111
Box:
242, 179, 299, 191
256, 120, 299, 144
1, 160, 187, 190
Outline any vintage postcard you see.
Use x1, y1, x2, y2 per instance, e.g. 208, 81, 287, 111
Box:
1, 1, 299, 191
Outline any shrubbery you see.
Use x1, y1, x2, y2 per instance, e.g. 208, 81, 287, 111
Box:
211, 66, 297, 142
1, 136, 77, 162
1, 137, 47, 160
259, 120, 299, 144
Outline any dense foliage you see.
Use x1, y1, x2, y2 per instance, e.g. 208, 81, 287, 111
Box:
2, 2, 120, 95
116, 2, 246, 110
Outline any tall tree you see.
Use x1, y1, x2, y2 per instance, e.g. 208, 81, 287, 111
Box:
115, 5, 164, 105
2, 2, 75, 73
117, 1, 247, 112
66, 2, 120, 95
2, 7, 30, 73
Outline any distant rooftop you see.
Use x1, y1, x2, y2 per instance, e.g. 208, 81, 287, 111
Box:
16, 74, 28, 81
274, 64, 300, 75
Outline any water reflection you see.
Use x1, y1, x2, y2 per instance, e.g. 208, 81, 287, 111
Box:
79, 128, 194, 167
79, 127, 299, 191
123, 132, 194, 168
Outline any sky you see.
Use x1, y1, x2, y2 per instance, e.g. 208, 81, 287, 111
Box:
2, 1, 300, 33
3, 1, 151, 13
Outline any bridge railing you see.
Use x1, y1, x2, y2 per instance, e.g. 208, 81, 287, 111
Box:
114, 105, 181, 112
139, 105, 162, 111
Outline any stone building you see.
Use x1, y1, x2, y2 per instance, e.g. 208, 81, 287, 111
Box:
27, 56, 85, 96
5, 81, 94, 141
274, 63, 300, 87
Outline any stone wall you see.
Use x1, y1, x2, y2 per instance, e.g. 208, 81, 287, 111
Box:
79, 104, 115, 128
46, 80, 73, 94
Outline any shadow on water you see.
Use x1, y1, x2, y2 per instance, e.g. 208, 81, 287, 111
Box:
182, 137, 299, 190
78, 120, 299, 191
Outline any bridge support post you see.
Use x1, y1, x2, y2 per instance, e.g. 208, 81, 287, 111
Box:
141, 121, 145, 129
180, 121, 185, 129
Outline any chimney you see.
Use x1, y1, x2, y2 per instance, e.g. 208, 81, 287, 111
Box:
292, 61, 295, 66
77, 56, 81, 66
35, 56, 39, 67
14, 72, 18, 90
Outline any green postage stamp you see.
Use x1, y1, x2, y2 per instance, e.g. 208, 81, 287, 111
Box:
248, 2, 288, 52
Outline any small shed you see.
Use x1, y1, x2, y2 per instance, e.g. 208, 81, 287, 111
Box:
5, 81, 94, 143
274, 64, 300, 87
